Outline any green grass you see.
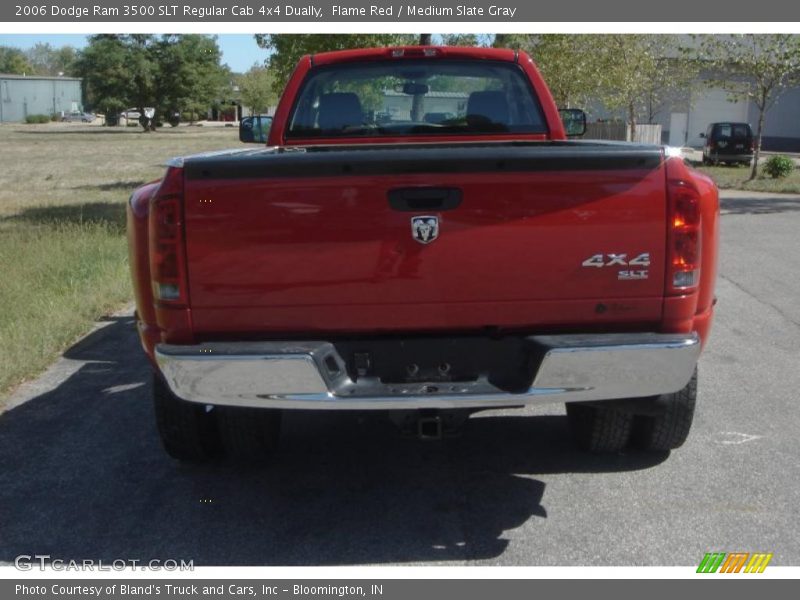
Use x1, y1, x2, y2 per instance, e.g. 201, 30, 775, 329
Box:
0, 122, 240, 403
695, 164, 800, 194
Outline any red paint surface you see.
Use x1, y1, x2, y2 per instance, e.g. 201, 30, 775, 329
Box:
183, 168, 668, 336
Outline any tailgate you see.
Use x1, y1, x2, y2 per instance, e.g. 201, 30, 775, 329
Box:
182, 143, 667, 335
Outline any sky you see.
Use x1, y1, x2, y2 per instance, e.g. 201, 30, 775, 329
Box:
0, 34, 269, 73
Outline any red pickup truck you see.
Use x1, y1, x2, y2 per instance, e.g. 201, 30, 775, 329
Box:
127, 46, 719, 462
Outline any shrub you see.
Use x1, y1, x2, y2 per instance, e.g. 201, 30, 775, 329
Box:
24, 114, 51, 124
763, 155, 795, 179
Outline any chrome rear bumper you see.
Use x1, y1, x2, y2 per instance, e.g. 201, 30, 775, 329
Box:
155, 333, 700, 410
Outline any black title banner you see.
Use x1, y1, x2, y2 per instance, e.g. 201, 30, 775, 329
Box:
5, 0, 800, 22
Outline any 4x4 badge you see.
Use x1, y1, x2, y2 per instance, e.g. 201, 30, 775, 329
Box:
411, 216, 439, 244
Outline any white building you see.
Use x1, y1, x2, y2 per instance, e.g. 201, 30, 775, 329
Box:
0, 74, 83, 122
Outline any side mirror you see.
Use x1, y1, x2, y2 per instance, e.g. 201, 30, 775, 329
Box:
699, 132, 706, 139
559, 108, 586, 137
240, 115, 272, 144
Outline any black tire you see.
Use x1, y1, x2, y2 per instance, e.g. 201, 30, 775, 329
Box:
153, 373, 219, 462
633, 368, 697, 452
217, 406, 282, 462
566, 402, 634, 453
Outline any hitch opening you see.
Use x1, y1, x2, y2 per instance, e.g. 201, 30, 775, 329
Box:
417, 415, 443, 440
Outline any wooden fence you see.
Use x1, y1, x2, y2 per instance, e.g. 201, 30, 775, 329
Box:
584, 122, 663, 144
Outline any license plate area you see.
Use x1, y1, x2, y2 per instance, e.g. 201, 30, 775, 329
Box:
332, 335, 539, 393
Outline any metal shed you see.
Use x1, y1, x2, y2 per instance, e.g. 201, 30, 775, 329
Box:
0, 74, 83, 122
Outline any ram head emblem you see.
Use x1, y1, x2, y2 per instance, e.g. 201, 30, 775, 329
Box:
410, 216, 439, 244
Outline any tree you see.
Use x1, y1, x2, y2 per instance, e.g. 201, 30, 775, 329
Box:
494, 35, 698, 139
493, 34, 530, 50
0, 46, 33, 75
76, 34, 227, 131
254, 34, 415, 93
156, 35, 229, 124
592, 35, 699, 142
698, 34, 800, 180
595, 36, 658, 139
238, 66, 278, 115
26, 43, 78, 76
75, 36, 139, 121
493, 35, 610, 110
76, 35, 160, 129
526, 35, 606, 109
440, 34, 479, 47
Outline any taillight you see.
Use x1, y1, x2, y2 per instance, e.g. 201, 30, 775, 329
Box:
667, 179, 701, 294
149, 166, 188, 305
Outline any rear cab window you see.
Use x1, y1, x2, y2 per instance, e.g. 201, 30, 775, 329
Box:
287, 59, 548, 139
713, 123, 752, 139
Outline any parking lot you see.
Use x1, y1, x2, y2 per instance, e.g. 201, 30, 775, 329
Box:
1, 189, 799, 566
